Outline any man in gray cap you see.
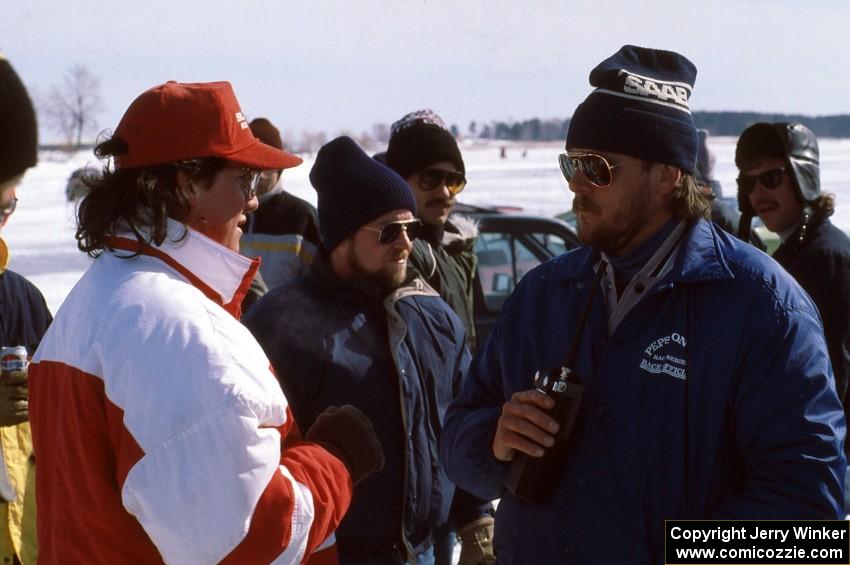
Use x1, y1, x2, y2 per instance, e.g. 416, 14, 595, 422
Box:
736, 122, 850, 428
441, 46, 845, 564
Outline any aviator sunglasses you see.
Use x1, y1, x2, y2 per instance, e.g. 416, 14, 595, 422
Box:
363, 218, 423, 245
417, 168, 467, 195
736, 167, 786, 194
558, 152, 623, 188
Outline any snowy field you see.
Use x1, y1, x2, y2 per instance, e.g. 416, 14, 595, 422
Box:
5, 137, 850, 315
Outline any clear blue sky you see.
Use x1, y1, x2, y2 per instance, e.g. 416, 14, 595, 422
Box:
3, 0, 849, 143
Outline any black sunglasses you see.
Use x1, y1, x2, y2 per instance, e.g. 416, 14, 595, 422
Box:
736, 167, 786, 194
364, 218, 423, 245
417, 168, 466, 195
0, 197, 17, 219
558, 152, 623, 188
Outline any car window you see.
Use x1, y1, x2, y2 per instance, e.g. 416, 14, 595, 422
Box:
475, 233, 543, 312
530, 232, 568, 256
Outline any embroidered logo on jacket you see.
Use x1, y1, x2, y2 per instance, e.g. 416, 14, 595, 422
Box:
639, 332, 687, 380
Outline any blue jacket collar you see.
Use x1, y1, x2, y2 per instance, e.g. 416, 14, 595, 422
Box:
552, 218, 734, 284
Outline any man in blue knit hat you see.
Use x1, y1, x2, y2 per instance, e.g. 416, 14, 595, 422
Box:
245, 136, 470, 565
441, 46, 845, 564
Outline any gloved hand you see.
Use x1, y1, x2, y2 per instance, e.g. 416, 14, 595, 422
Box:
457, 516, 496, 565
0, 370, 28, 427
305, 405, 385, 485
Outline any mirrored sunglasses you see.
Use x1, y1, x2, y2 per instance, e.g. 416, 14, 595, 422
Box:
364, 218, 423, 245
417, 168, 467, 195
558, 152, 622, 188
736, 167, 786, 194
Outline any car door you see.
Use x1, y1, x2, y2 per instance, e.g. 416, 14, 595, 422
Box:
472, 216, 579, 352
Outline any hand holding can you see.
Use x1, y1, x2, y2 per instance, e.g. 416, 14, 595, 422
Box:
0, 347, 28, 427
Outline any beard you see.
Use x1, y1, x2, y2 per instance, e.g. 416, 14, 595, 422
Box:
346, 244, 408, 290
572, 176, 653, 256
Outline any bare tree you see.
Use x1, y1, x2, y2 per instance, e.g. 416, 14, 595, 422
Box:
44, 65, 103, 149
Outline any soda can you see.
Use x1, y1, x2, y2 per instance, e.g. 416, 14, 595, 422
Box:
0, 346, 28, 373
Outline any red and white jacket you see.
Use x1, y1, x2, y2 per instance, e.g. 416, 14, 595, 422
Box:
30, 220, 352, 564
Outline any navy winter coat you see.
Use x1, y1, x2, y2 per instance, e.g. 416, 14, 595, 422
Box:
244, 257, 470, 555
441, 219, 846, 565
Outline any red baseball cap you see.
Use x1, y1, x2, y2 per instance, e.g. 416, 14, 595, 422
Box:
112, 81, 302, 170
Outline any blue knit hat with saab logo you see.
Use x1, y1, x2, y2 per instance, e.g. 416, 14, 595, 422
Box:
310, 136, 417, 252
566, 45, 699, 173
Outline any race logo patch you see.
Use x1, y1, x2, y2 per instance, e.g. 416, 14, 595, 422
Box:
639, 332, 687, 380
596, 70, 692, 113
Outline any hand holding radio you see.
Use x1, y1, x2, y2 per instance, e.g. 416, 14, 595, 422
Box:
492, 390, 559, 462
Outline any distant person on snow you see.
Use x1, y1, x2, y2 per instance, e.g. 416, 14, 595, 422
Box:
240, 117, 321, 309
0, 51, 52, 565
28, 81, 383, 564
441, 45, 846, 565
385, 110, 493, 565
736, 122, 850, 431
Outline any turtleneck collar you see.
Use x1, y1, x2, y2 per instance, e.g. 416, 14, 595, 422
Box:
607, 218, 679, 291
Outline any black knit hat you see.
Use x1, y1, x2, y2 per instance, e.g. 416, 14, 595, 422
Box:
386, 109, 465, 179
310, 136, 417, 252
566, 45, 699, 173
0, 54, 37, 184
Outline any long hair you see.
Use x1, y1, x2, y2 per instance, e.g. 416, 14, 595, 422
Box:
811, 193, 836, 219
671, 173, 712, 221
76, 136, 227, 258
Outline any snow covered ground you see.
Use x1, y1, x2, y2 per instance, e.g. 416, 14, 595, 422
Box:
5, 137, 850, 315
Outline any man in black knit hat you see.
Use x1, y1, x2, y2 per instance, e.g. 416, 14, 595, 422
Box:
0, 52, 52, 564
441, 45, 845, 564
245, 136, 471, 565
385, 110, 494, 565
736, 122, 850, 437
386, 109, 478, 350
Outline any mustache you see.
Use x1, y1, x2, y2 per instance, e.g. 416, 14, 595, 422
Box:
425, 197, 454, 207
572, 196, 600, 214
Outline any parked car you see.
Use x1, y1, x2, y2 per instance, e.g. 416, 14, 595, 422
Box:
65, 166, 100, 201
452, 203, 580, 350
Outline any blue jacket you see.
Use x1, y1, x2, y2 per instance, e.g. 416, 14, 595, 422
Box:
440, 219, 846, 565
244, 257, 471, 557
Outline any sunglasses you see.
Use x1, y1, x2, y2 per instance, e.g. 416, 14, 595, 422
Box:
363, 218, 423, 245
558, 152, 623, 188
234, 167, 261, 201
0, 197, 17, 219
417, 168, 467, 195
736, 167, 786, 194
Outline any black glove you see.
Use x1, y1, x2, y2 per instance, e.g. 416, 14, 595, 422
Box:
306, 405, 385, 485
0, 370, 28, 427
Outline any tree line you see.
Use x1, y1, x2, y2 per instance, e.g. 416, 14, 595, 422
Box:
36, 65, 850, 152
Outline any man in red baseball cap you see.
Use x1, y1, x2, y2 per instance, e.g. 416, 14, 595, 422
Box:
29, 81, 384, 564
